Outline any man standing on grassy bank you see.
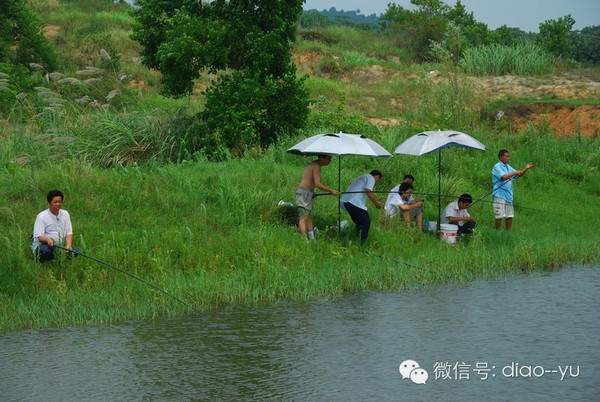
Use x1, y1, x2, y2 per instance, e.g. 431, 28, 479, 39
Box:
492, 150, 533, 230
341, 170, 383, 242
32, 190, 78, 262
296, 155, 340, 240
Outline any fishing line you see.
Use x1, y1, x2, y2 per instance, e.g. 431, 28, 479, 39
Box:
372, 252, 425, 270
53, 245, 196, 311
313, 180, 552, 215
470, 176, 516, 207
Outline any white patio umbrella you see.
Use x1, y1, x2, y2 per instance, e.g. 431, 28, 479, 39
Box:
288, 132, 392, 227
394, 130, 485, 229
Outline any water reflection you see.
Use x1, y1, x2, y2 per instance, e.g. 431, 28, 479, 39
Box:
1, 265, 598, 400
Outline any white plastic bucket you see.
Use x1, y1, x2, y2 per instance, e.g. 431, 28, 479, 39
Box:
439, 224, 458, 245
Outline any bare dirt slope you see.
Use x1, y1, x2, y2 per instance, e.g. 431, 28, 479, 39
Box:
294, 49, 600, 137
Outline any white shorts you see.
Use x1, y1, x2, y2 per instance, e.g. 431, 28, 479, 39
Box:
493, 197, 514, 219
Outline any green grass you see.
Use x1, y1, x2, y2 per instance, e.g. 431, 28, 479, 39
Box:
1, 1, 598, 333
459, 43, 557, 76
1, 131, 599, 333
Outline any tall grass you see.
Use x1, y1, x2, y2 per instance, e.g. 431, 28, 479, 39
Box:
2, 130, 599, 333
459, 43, 557, 76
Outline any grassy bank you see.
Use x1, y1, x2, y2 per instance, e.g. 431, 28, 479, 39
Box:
1, 128, 599, 333
1, 1, 599, 333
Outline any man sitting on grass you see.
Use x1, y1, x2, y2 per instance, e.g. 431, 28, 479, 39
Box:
384, 182, 424, 232
442, 193, 476, 236
32, 190, 78, 262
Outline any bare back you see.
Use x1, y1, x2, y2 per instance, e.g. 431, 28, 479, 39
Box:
299, 160, 321, 191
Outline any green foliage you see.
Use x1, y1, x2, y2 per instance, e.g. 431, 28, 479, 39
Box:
132, 0, 303, 96
536, 14, 576, 58
380, 0, 450, 61
445, 0, 492, 47
459, 43, 556, 76
428, 22, 469, 64
0, 0, 59, 70
570, 25, 600, 66
0, 63, 46, 118
129, 0, 189, 72
131, 0, 309, 157
339, 50, 381, 69
2, 133, 600, 331
198, 69, 309, 159
26, 0, 61, 14
71, 108, 198, 167
381, 0, 495, 62
492, 25, 534, 46
299, 10, 332, 29
307, 94, 374, 135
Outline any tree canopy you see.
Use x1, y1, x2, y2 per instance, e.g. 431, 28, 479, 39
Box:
131, 0, 303, 95
536, 15, 576, 58
0, 0, 58, 70
131, 0, 309, 159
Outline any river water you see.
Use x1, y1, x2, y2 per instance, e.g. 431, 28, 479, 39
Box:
1, 265, 598, 401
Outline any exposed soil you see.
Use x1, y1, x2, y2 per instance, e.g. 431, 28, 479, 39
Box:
470, 72, 600, 137
43, 25, 60, 39
499, 104, 600, 138
468, 72, 600, 100
293, 50, 600, 137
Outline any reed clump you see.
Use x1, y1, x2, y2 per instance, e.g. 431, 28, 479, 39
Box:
459, 43, 557, 76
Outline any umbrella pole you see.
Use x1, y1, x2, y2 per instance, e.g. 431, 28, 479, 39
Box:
338, 155, 341, 233
438, 149, 441, 231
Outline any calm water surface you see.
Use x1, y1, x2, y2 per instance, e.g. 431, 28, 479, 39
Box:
1, 265, 598, 401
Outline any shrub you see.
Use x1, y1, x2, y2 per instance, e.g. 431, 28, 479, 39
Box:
197, 69, 310, 160
0, 63, 46, 119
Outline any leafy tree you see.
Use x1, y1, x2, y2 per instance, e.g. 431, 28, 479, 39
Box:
446, 0, 491, 47
131, 0, 309, 158
132, 0, 303, 95
381, 0, 450, 61
0, 0, 58, 70
570, 25, 600, 66
428, 21, 468, 64
536, 15, 575, 58
299, 10, 332, 29
199, 68, 309, 157
492, 25, 533, 46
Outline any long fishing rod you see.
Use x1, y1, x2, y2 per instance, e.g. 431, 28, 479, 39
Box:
469, 176, 516, 207
315, 190, 458, 197
372, 252, 424, 270
313, 182, 551, 214
54, 245, 196, 311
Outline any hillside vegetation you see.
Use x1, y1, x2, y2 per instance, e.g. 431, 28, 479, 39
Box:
0, 0, 599, 333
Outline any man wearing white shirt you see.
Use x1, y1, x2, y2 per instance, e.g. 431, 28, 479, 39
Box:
340, 170, 383, 242
384, 182, 424, 231
442, 193, 476, 235
32, 190, 77, 262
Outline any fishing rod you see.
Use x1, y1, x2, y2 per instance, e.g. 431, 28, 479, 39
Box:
313, 183, 550, 214
469, 176, 516, 207
53, 245, 196, 311
315, 190, 459, 197
372, 252, 424, 270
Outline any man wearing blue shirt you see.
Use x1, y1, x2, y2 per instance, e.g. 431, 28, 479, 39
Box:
492, 150, 533, 230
